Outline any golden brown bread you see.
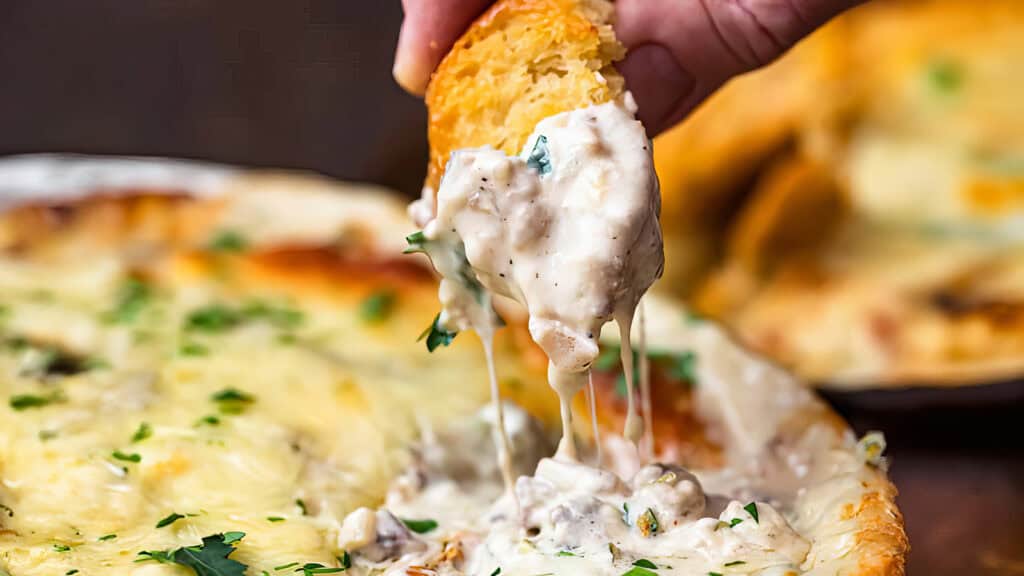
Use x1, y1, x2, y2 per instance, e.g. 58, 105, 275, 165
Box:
424, 0, 625, 191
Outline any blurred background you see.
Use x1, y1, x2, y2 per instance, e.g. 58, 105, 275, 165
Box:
1, 0, 1022, 574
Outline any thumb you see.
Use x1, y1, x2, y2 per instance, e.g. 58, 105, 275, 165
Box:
615, 0, 862, 135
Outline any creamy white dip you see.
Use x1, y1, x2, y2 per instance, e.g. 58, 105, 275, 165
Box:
414, 95, 663, 459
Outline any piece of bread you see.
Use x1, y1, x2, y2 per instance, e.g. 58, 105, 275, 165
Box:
423, 0, 625, 191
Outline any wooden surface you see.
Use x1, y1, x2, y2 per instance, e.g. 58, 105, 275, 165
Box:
1, 3, 1022, 575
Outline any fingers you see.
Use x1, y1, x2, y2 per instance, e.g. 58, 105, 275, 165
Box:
616, 0, 862, 135
393, 0, 493, 95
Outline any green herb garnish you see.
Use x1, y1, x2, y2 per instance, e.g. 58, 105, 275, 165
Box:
211, 388, 255, 414
156, 512, 186, 528
490, 568, 501, 576
621, 568, 656, 576
556, 551, 577, 557
266, 516, 285, 523
137, 533, 247, 576
196, 415, 221, 427
401, 518, 438, 534
418, 314, 457, 352
359, 290, 396, 324
632, 559, 657, 569
743, 502, 759, 524
106, 278, 151, 324
708, 573, 723, 576
404, 231, 428, 254
98, 533, 117, 541
185, 305, 244, 333
207, 230, 249, 253
132, 422, 153, 443
136, 549, 175, 564
928, 59, 963, 93
527, 135, 552, 176
66, 570, 79, 575
171, 533, 247, 576
338, 551, 351, 570
112, 451, 141, 463
295, 499, 308, 516
296, 564, 345, 575
275, 562, 301, 571
723, 560, 746, 567
53, 544, 71, 552
9, 391, 64, 411
180, 342, 210, 357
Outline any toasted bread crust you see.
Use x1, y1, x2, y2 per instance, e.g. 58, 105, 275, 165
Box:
424, 0, 625, 191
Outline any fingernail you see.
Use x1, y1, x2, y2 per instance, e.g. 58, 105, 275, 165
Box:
392, 20, 430, 95
617, 44, 695, 135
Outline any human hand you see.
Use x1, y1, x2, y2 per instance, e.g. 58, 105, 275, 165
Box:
393, 0, 861, 136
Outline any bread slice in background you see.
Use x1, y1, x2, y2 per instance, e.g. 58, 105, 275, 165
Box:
424, 0, 626, 192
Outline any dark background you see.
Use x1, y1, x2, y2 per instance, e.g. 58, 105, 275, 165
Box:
0, 1, 428, 196
1, 2, 1022, 575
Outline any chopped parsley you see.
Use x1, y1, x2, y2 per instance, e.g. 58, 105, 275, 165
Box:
730, 518, 743, 527
0, 503, 13, 517
359, 290, 396, 324
404, 231, 428, 254
211, 388, 255, 414
136, 532, 247, 576
9, 391, 64, 411
98, 533, 117, 541
275, 562, 301, 570
295, 564, 346, 575
266, 516, 285, 523
136, 549, 175, 564
527, 135, 553, 175
418, 314, 457, 352
198, 415, 223, 427
489, 568, 501, 576
185, 305, 244, 333
338, 550, 351, 569
928, 59, 963, 93
632, 559, 657, 569
112, 451, 142, 463
105, 278, 152, 324
53, 544, 71, 552
131, 422, 153, 443
66, 570, 79, 575
241, 301, 305, 330
723, 560, 746, 567
666, 350, 697, 383
556, 551, 577, 557
743, 502, 759, 524
207, 230, 249, 252
180, 342, 210, 357
185, 301, 304, 334
295, 499, 308, 516
621, 567, 656, 576
156, 512, 186, 528
636, 508, 659, 537
708, 573, 723, 576
400, 518, 438, 534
